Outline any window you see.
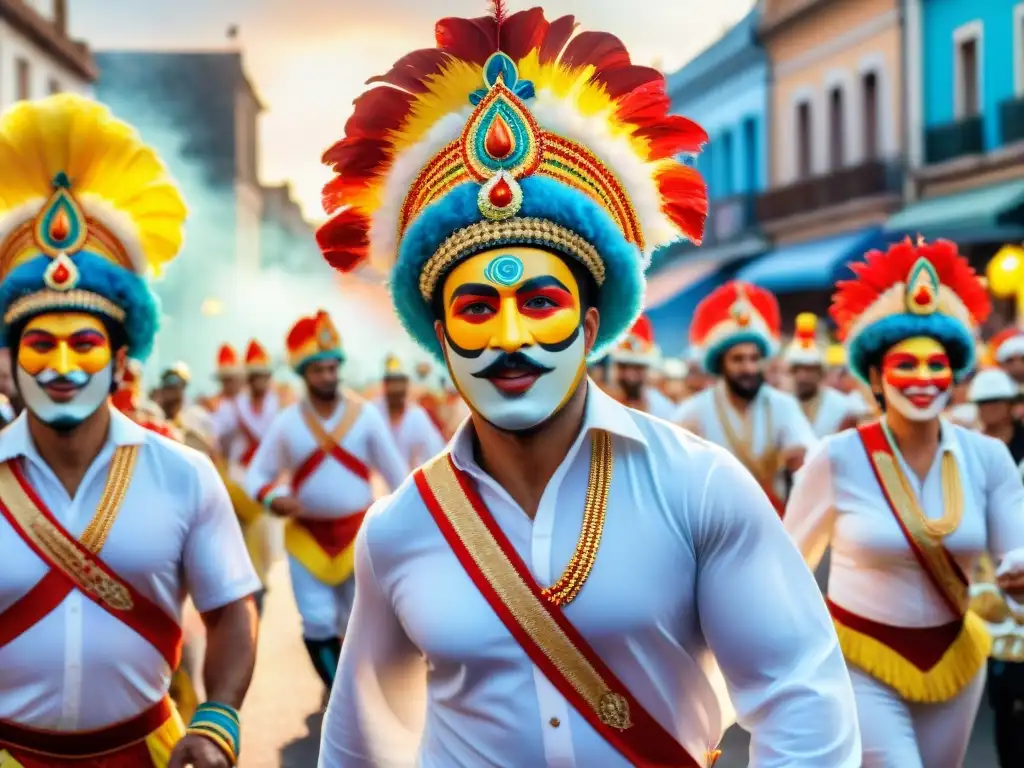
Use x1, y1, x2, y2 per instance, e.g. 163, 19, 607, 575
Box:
720, 130, 734, 196
48, 78, 60, 95
862, 72, 880, 160
828, 86, 845, 170
796, 101, 813, 179
1015, 4, 1024, 95
16, 58, 30, 101
742, 116, 758, 192
954, 23, 982, 118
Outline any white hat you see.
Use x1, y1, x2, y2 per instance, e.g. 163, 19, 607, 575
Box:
661, 357, 688, 379
782, 313, 823, 367
968, 368, 1019, 403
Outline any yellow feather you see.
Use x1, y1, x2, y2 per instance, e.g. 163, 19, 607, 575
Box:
0, 94, 186, 276
392, 60, 482, 153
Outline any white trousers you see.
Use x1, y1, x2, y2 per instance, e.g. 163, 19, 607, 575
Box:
288, 555, 357, 640
852, 666, 985, 767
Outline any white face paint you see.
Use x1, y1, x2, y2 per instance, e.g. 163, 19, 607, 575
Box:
882, 379, 951, 421
880, 336, 954, 422
17, 364, 113, 429
444, 330, 586, 431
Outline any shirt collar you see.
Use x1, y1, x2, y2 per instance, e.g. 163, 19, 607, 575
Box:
0, 405, 148, 465
449, 379, 648, 472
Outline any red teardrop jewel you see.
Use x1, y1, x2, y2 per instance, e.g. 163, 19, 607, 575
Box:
488, 177, 514, 207
913, 286, 931, 305
51, 262, 70, 285
50, 208, 70, 241
484, 116, 514, 160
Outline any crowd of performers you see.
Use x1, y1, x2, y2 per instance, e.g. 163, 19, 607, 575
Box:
2, 4, 1024, 768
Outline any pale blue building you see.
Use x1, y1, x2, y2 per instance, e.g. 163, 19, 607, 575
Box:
647, 10, 770, 356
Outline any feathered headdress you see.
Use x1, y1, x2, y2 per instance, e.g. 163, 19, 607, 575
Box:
317, 2, 707, 360
244, 339, 272, 374
286, 309, 344, 372
610, 313, 659, 366
689, 281, 780, 375
383, 353, 408, 380
783, 313, 823, 367
830, 238, 991, 383
988, 326, 1024, 364
215, 343, 242, 378
0, 94, 186, 360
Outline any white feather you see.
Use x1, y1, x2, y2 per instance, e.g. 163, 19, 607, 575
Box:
78, 194, 146, 273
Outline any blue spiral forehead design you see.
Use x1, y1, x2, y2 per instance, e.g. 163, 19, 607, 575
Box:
483, 254, 524, 286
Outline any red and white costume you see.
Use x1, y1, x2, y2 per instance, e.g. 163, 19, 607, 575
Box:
782, 313, 858, 437
608, 315, 675, 420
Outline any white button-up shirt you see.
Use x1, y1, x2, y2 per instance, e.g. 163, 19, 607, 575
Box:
803, 386, 856, 438
0, 408, 260, 730
785, 420, 1024, 626
215, 390, 280, 471
373, 399, 447, 470
245, 398, 408, 517
318, 384, 859, 767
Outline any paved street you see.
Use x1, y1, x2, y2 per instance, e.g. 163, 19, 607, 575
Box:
238, 555, 1004, 767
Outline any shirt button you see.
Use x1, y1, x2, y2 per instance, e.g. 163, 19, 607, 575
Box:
549, 717, 560, 728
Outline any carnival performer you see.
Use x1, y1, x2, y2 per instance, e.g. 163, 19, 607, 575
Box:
216, 339, 279, 476
244, 310, 407, 690
375, 354, 446, 469
783, 313, 859, 437
660, 357, 689, 405
675, 281, 816, 515
0, 94, 260, 768
607, 314, 675, 419
200, 343, 242, 415
783, 238, 1024, 767
314, 7, 859, 766
990, 327, 1024, 391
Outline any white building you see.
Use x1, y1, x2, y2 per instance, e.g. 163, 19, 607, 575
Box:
0, 0, 95, 109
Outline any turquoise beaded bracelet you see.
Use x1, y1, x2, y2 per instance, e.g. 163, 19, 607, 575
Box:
186, 701, 241, 764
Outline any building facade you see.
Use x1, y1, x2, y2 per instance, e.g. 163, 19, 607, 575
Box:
894, 0, 1024, 306
94, 50, 264, 377
0, 0, 95, 108
260, 182, 323, 275
648, 9, 770, 355
747, 0, 906, 324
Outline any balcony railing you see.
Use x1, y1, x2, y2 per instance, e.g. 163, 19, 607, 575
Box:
1000, 96, 1024, 146
755, 159, 902, 223
924, 115, 984, 165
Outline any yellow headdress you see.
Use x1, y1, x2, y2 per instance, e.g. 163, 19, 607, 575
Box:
782, 313, 823, 367
0, 94, 186, 360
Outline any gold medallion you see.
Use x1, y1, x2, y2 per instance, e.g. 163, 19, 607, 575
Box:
598, 690, 632, 730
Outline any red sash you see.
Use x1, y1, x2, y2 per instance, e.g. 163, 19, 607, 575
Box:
0, 459, 183, 670
292, 512, 366, 557
296, 399, 370, 486
237, 415, 259, 467
857, 422, 969, 616
414, 454, 709, 768
0, 697, 173, 761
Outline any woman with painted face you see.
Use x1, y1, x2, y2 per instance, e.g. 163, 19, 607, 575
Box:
315, 6, 859, 767
785, 238, 1024, 767
0, 95, 261, 768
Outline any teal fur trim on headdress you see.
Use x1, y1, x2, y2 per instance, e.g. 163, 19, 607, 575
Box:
390, 176, 644, 364
0, 251, 160, 360
702, 330, 776, 376
294, 349, 346, 376
846, 314, 976, 385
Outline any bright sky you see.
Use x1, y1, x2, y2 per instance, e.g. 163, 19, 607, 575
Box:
71, 0, 755, 222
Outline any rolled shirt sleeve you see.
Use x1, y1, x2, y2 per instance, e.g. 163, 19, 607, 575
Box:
183, 452, 262, 613
784, 441, 838, 572
694, 451, 860, 766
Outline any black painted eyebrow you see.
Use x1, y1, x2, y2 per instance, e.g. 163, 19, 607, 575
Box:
516, 275, 569, 294
449, 283, 500, 305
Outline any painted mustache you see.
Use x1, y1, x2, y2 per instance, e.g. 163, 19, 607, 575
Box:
472, 350, 554, 379
35, 368, 90, 387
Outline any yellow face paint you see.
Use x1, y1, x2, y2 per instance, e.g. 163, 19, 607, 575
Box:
442, 247, 581, 355
18, 312, 112, 377
881, 335, 953, 421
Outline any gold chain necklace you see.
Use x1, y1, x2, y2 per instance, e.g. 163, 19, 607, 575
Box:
541, 429, 613, 607
882, 424, 963, 538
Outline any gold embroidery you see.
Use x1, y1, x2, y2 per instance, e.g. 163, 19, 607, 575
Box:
713, 388, 779, 489
0, 445, 139, 611
421, 450, 631, 730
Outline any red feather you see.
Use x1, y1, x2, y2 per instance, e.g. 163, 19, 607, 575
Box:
539, 15, 577, 64
321, 137, 391, 177
560, 31, 631, 73
490, 0, 508, 28
656, 165, 707, 245
343, 87, 415, 140
593, 65, 663, 101
498, 8, 549, 60
634, 116, 708, 160
435, 15, 497, 65
614, 84, 670, 124
830, 238, 991, 339
690, 282, 780, 347
316, 208, 371, 273
365, 49, 453, 93
628, 314, 654, 345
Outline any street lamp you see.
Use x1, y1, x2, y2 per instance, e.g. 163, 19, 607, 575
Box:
986, 244, 1024, 316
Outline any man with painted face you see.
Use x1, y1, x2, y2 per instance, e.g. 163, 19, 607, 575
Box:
675, 281, 817, 516
315, 7, 858, 766
374, 354, 446, 469
783, 313, 859, 437
244, 310, 407, 691
607, 314, 676, 419
784, 238, 1024, 767
0, 95, 260, 768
